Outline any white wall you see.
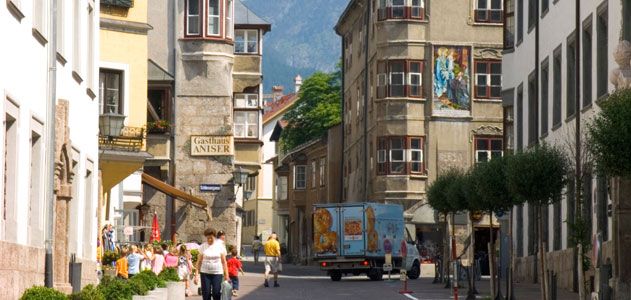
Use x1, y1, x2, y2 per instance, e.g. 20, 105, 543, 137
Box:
0, 0, 100, 261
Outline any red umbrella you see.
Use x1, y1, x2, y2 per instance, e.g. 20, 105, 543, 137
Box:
150, 213, 161, 242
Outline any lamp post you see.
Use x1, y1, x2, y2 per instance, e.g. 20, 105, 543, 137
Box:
232, 166, 249, 187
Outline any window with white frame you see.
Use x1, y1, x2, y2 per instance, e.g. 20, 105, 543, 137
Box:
4, 101, 19, 240
294, 165, 306, 189
319, 157, 326, 186
186, 0, 201, 35
311, 161, 317, 188
235, 30, 258, 54
378, 0, 426, 20
73, 0, 82, 76
408, 61, 422, 97
278, 176, 288, 200
475, 0, 503, 23
29, 124, 44, 246
389, 61, 405, 97
234, 94, 259, 108
377, 60, 425, 98
82, 166, 93, 258
244, 175, 256, 193
208, 0, 220, 36
32, 0, 48, 40
475, 137, 503, 163
475, 60, 502, 99
391, 0, 405, 18
225, 0, 233, 39
99, 69, 123, 115
377, 136, 425, 175
234, 111, 258, 138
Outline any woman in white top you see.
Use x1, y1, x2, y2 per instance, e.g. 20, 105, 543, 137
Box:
196, 228, 229, 300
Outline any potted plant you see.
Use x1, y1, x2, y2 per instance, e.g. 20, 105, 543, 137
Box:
147, 120, 171, 134
101, 250, 120, 278
159, 267, 184, 300
20, 286, 67, 300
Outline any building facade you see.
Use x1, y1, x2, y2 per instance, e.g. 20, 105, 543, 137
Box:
502, 0, 629, 296
1, 0, 100, 296
336, 0, 504, 263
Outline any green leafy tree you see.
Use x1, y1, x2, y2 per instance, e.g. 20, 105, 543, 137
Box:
589, 88, 631, 177
506, 144, 569, 300
280, 70, 341, 151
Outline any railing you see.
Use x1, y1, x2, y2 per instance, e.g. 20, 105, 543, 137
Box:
99, 126, 144, 152
101, 0, 133, 8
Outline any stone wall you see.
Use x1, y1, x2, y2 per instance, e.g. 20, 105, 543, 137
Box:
0, 241, 45, 299
514, 248, 576, 293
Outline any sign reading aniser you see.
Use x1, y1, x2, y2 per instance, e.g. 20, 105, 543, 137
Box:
190, 135, 233, 156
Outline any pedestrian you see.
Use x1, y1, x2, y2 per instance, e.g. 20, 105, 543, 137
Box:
165, 245, 179, 268
116, 246, 129, 279
102, 224, 114, 252
251, 235, 262, 264
196, 228, 230, 300
263, 233, 281, 288
161, 243, 169, 255
152, 245, 166, 275
227, 248, 244, 297
178, 245, 194, 296
127, 245, 143, 278
141, 244, 154, 271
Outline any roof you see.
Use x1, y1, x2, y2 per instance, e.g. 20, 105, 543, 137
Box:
235, 0, 271, 32
269, 120, 288, 142
263, 93, 298, 124
335, 0, 361, 35
148, 59, 174, 82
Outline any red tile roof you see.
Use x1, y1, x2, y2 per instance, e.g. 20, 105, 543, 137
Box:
263, 93, 298, 123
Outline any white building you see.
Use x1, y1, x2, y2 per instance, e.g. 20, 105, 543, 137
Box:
502, 0, 628, 296
0, 0, 100, 297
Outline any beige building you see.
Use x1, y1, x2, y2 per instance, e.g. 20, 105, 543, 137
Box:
336, 0, 504, 263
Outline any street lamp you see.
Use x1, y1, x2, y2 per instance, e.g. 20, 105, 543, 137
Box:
99, 113, 125, 137
232, 166, 249, 186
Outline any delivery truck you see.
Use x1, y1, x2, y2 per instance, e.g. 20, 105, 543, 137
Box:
312, 203, 421, 281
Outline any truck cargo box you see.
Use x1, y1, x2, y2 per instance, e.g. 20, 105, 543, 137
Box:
313, 203, 406, 259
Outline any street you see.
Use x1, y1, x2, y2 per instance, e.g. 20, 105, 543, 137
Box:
189, 261, 579, 300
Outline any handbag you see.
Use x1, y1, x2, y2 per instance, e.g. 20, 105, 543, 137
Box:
221, 280, 233, 300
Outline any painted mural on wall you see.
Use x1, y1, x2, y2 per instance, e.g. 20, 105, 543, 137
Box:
433, 45, 471, 113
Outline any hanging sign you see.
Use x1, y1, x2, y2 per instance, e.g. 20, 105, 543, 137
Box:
190, 135, 233, 156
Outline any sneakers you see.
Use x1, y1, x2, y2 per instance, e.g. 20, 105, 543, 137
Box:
232, 290, 238, 297
264, 280, 269, 288
273, 281, 280, 288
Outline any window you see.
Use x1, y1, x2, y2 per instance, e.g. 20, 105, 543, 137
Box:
33, 0, 48, 40
148, 88, 171, 124
234, 111, 258, 138
475, 60, 502, 99
319, 157, 326, 186
82, 167, 93, 258
527, 0, 536, 30
504, 102, 514, 152
475, 137, 503, 162
553, 46, 562, 127
516, 85, 523, 151
567, 34, 576, 118
504, 0, 515, 49
244, 175, 256, 193
3, 102, 19, 240
377, 60, 425, 98
475, 0, 503, 23
540, 59, 549, 136
73, 0, 82, 76
516, 0, 523, 43
596, 176, 608, 241
596, 8, 608, 98
294, 165, 306, 190
208, 0, 221, 36
378, 0, 426, 20
377, 136, 425, 175
87, 4, 95, 93
225, 0, 233, 39
186, 0, 201, 35
528, 72, 537, 145
278, 176, 288, 200
541, 0, 548, 14
311, 161, 317, 188
57, 0, 65, 55
99, 69, 123, 115
234, 94, 259, 108
345, 33, 353, 70
235, 30, 258, 54
583, 19, 593, 108
29, 128, 43, 246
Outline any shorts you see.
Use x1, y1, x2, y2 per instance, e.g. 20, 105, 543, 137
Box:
264, 256, 280, 273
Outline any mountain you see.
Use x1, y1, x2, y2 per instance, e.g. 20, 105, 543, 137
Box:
241, 0, 349, 93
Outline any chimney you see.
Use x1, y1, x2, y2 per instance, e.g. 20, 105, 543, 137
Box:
272, 86, 284, 102
294, 75, 303, 93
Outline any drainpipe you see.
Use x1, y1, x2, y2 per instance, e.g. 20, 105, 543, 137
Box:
169, 0, 178, 243
45, 0, 58, 288
340, 32, 345, 202
362, 0, 371, 200
574, 0, 583, 298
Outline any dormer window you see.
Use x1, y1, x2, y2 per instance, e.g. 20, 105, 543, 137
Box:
185, 0, 234, 39
235, 30, 259, 54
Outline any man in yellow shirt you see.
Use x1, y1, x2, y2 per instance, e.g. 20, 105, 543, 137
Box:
263, 233, 281, 287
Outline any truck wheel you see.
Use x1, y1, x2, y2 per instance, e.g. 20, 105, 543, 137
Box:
330, 270, 342, 281
407, 261, 421, 280
368, 268, 383, 281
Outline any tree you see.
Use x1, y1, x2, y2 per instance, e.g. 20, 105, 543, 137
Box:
588, 88, 631, 177
280, 70, 341, 151
469, 156, 522, 300
506, 144, 569, 300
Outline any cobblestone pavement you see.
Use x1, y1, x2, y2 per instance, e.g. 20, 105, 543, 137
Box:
188, 260, 579, 300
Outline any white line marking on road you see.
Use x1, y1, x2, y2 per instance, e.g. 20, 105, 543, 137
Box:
403, 293, 419, 300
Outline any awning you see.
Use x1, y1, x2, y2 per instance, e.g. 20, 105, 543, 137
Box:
141, 173, 207, 207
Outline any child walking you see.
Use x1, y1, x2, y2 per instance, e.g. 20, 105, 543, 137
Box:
177, 245, 194, 296
227, 248, 244, 297
116, 247, 129, 279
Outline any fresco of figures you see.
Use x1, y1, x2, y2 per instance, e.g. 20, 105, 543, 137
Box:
433, 45, 471, 113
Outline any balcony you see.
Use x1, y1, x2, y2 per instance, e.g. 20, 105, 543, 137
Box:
99, 114, 144, 152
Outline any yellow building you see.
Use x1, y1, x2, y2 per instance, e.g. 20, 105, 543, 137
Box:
98, 0, 151, 242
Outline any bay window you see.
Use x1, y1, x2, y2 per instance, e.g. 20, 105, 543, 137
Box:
234, 111, 258, 138
474, 60, 502, 99
294, 165, 306, 190
376, 60, 425, 98
475, 0, 503, 23
185, 0, 234, 39
378, 0, 426, 20
319, 157, 326, 186
208, 0, 220, 36
377, 136, 426, 175
225, 0, 233, 39
234, 94, 259, 108
186, 0, 201, 35
475, 137, 503, 163
235, 30, 259, 54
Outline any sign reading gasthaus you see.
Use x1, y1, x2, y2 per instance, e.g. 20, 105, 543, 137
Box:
191, 135, 233, 156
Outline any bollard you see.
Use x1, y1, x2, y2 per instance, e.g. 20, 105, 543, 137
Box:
399, 269, 414, 294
